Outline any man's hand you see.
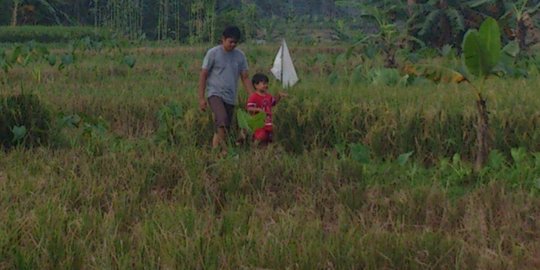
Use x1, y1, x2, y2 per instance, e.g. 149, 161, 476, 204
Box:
198, 69, 209, 111
199, 97, 207, 111
241, 71, 254, 95
275, 91, 288, 103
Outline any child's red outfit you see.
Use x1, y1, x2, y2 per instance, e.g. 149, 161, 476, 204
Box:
247, 92, 276, 143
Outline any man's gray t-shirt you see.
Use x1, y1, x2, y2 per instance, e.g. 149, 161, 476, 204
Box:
202, 45, 248, 105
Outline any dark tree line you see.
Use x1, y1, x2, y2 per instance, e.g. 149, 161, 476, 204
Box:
0, 0, 538, 49
0, 0, 344, 41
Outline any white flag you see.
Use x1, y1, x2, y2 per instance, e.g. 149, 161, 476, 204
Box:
271, 39, 299, 89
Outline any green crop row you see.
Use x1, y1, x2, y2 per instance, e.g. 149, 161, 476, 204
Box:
0, 26, 110, 43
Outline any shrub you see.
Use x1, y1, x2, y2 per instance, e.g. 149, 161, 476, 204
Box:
0, 94, 51, 149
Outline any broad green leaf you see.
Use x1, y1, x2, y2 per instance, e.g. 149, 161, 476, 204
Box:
334, 142, 347, 158
350, 143, 370, 164
511, 147, 527, 166
61, 54, 74, 65
368, 68, 401, 86
479, 17, 501, 66
58, 114, 81, 128
441, 44, 454, 57
47, 54, 57, 66
502, 41, 519, 57
462, 17, 501, 77
463, 30, 484, 77
494, 41, 522, 77
11, 125, 27, 143
351, 65, 364, 84
397, 151, 414, 166
487, 149, 505, 169
123, 55, 136, 68
0, 50, 11, 72
10, 46, 22, 64
328, 72, 339, 85
236, 110, 265, 134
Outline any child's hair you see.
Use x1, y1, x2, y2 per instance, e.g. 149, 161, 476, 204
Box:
222, 26, 241, 40
252, 73, 269, 86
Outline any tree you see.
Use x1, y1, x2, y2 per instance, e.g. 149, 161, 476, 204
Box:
467, 0, 540, 50
339, 0, 417, 68
412, 0, 466, 48
11, 0, 20, 26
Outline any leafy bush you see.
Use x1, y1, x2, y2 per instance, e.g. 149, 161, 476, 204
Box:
0, 94, 51, 149
0, 26, 110, 43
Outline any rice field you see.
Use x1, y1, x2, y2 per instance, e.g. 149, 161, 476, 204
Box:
1, 43, 540, 269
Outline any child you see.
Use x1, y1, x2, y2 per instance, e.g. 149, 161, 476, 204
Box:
246, 73, 287, 145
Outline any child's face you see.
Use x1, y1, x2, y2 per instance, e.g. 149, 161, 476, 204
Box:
254, 81, 269, 93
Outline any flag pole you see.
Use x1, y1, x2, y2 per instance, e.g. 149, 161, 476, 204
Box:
281, 39, 284, 88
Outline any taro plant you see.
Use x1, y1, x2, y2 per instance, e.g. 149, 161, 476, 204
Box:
122, 55, 137, 69
0, 93, 51, 149
236, 109, 265, 135
0, 42, 59, 79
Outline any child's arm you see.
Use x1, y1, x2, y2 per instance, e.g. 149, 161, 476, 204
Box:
273, 92, 288, 105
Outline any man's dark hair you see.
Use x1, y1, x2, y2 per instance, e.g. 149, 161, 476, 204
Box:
222, 26, 241, 40
252, 73, 269, 86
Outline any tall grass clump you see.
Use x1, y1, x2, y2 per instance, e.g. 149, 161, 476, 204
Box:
0, 93, 51, 149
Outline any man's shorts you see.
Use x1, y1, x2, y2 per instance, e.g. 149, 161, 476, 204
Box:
208, 96, 235, 129
253, 128, 273, 143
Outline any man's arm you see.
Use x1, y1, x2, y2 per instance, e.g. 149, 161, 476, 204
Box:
198, 69, 209, 111
240, 70, 254, 95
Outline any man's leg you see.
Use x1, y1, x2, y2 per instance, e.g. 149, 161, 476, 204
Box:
213, 127, 227, 151
208, 96, 233, 154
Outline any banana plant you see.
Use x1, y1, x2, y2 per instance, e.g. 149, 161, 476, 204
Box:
404, 17, 512, 171
461, 17, 502, 171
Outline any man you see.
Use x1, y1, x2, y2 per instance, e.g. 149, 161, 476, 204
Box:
198, 26, 254, 154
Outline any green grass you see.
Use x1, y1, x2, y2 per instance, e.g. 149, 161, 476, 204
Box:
1, 44, 540, 268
